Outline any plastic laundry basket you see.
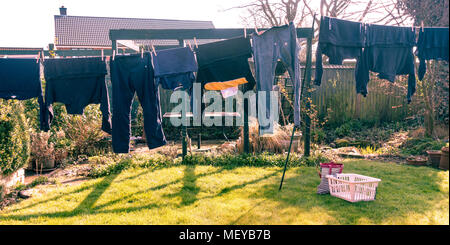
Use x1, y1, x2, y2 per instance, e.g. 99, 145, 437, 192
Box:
326, 173, 381, 203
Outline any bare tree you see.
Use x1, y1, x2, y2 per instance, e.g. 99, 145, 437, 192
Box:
227, 0, 413, 31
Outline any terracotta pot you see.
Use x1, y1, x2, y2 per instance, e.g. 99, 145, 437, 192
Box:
439, 147, 449, 170
427, 150, 442, 168
406, 157, 428, 166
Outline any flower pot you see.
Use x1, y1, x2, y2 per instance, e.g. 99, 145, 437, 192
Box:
33, 158, 55, 171
439, 147, 449, 170
406, 157, 428, 166
427, 150, 442, 168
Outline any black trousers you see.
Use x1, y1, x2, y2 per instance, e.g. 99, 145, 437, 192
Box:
110, 53, 166, 153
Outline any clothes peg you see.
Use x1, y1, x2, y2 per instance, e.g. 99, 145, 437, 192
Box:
41, 51, 45, 62
101, 49, 104, 61
112, 50, 116, 61
244, 28, 247, 38
193, 37, 198, 48
186, 40, 192, 49
421, 21, 424, 32
36, 52, 40, 63
152, 44, 157, 56
141, 48, 144, 59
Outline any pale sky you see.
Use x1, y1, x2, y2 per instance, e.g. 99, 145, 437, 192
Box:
0, 0, 249, 48
0, 0, 411, 49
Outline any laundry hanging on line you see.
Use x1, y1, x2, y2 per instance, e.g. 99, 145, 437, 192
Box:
0, 58, 47, 131
1, 24, 305, 151
110, 53, 167, 154
315, 16, 421, 103
415, 27, 449, 81
152, 46, 198, 91
314, 16, 365, 86
356, 24, 416, 103
196, 36, 256, 90
43, 57, 112, 133
252, 22, 302, 135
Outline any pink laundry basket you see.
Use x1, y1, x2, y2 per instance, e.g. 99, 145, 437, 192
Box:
326, 173, 381, 203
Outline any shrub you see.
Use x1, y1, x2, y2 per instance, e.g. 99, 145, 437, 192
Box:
30, 131, 55, 172
62, 104, 110, 157
400, 137, 447, 156
0, 100, 31, 176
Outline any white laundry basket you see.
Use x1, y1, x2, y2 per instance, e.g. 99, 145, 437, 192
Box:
326, 173, 381, 203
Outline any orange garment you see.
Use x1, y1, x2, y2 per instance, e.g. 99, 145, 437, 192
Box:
204, 78, 248, 91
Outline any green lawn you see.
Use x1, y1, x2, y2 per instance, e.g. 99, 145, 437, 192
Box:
0, 160, 448, 225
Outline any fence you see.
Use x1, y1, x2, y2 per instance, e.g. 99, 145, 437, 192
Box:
158, 65, 410, 127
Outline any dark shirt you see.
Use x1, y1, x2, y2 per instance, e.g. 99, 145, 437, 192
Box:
0, 58, 46, 130
43, 57, 111, 133
196, 36, 256, 89
315, 16, 365, 85
356, 24, 416, 103
152, 47, 197, 90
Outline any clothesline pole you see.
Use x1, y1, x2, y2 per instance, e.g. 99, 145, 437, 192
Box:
302, 16, 315, 158
279, 125, 296, 190
279, 14, 315, 191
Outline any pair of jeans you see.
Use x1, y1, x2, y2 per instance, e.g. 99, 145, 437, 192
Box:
415, 27, 449, 80
314, 16, 365, 86
110, 53, 166, 153
252, 22, 301, 134
43, 57, 112, 134
152, 47, 197, 90
0, 58, 46, 131
196, 36, 256, 90
356, 24, 416, 103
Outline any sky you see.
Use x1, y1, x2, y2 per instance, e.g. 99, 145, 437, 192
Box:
0, 0, 411, 49
0, 0, 249, 48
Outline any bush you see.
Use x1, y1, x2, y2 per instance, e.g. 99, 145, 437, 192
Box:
400, 137, 447, 156
0, 100, 31, 176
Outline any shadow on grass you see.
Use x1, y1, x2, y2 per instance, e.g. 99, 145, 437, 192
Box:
253, 162, 448, 224
0, 166, 228, 222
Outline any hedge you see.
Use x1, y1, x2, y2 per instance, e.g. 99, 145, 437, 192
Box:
0, 100, 31, 176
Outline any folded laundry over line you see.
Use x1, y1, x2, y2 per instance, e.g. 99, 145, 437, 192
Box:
152, 46, 198, 91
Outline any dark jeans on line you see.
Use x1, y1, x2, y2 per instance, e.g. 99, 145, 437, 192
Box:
43, 57, 112, 134
110, 53, 166, 153
252, 22, 301, 134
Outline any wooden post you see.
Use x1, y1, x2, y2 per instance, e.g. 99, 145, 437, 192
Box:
243, 83, 250, 153
198, 83, 203, 149
303, 33, 314, 157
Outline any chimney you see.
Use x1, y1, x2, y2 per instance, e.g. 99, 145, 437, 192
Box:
59, 6, 67, 15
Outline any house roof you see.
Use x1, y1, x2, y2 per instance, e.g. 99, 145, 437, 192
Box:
54, 15, 215, 48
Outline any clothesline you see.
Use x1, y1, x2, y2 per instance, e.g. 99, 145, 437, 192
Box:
1, 22, 306, 156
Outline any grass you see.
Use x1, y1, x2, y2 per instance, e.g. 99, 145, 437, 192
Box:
0, 159, 448, 225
